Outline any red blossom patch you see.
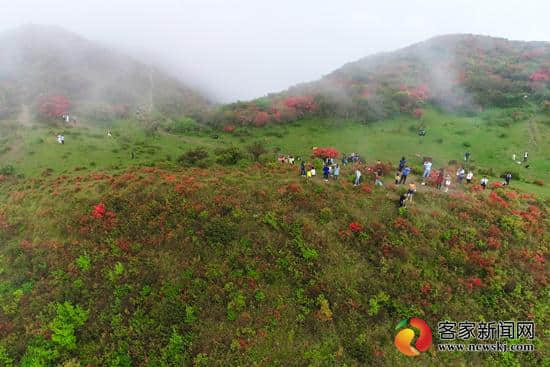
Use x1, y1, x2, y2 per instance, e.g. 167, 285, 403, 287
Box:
465, 276, 484, 291
529, 68, 550, 82
313, 147, 340, 159
489, 192, 508, 208
487, 236, 502, 249
92, 203, 107, 219
349, 222, 363, 233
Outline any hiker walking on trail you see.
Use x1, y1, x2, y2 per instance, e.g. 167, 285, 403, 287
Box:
60, 135, 65, 145
310, 166, 316, 177
505, 172, 512, 186
354, 169, 362, 186
398, 157, 407, 172
464, 151, 471, 162
300, 161, 306, 177
333, 164, 340, 180
523, 151, 528, 162
480, 177, 488, 190
107, 130, 112, 137
466, 171, 474, 184
436, 169, 444, 189
399, 166, 411, 184
395, 171, 401, 185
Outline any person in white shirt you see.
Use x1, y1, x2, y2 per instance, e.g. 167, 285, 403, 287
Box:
480, 177, 488, 190
354, 169, 362, 186
466, 171, 474, 184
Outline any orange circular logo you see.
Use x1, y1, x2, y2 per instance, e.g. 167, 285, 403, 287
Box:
394, 317, 432, 356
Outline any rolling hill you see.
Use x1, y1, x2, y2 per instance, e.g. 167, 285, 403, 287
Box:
213, 34, 550, 127
0, 25, 211, 121
0, 31, 548, 367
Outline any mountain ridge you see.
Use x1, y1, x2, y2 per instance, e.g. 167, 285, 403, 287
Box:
0, 24, 211, 121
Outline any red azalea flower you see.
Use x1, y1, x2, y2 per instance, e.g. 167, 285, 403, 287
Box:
349, 222, 363, 233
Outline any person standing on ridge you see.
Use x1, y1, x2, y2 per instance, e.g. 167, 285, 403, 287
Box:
466, 171, 474, 184
422, 159, 432, 185
300, 161, 306, 177
457, 167, 465, 184
323, 164, 330, 181
398, 157, 406, 172
480, 177, 488, 190
354, 169, 362, 186
399, 166, 411, 184
333, 164, 340, 180
444, 174, 452, 192
505, 172, 512, 186
436, 169, 444, 189
524, 151, 528, 162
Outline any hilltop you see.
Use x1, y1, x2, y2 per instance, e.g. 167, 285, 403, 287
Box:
213, 34, 550, 127
0, 25, 211, 121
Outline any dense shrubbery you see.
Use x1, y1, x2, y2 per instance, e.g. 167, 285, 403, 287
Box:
0, 165, 547, 366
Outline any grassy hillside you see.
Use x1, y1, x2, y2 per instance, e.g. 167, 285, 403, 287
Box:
0, 25, 211, 120
0, 106, 549, 366
0, 162, 548, 366
1, 107, 549, 197
212, 34, 550, 128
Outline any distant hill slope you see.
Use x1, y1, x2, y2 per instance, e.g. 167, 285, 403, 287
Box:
0, 25, 211, 120
214, 34, 550, 128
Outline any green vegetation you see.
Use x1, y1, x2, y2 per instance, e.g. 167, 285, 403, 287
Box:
0, 160, 547, 366
0, 31, 549, 367
1, 107, 549, 196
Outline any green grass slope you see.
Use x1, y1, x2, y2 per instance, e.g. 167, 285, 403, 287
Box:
1, 106, 549, 197
0, 162, 548, 366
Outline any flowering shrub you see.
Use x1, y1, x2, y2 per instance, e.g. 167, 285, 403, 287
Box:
283, 96, 317, 111
254, 111, 270, 127
491, 182, 504, 189
223, 124, 236, 133
487, 236, 502, 249
489, 191, 508, 207
465, 276, 483, 291
37, 95, 70, 119
92, 203, 106, 219
349, 222, 363, 233
313, 147, 340, 159
92, 203, 115, 221
361, 185, 372, 194
529, 68, 550, 82
413, 108, 424, 118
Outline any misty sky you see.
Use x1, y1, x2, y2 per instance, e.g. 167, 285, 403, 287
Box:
2, 0, 550, 102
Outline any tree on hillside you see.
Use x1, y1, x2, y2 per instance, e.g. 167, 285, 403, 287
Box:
247, 141, 268, 162
36, 95, 70, 119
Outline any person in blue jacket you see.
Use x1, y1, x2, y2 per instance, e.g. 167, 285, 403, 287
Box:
399, 166, 411, 184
